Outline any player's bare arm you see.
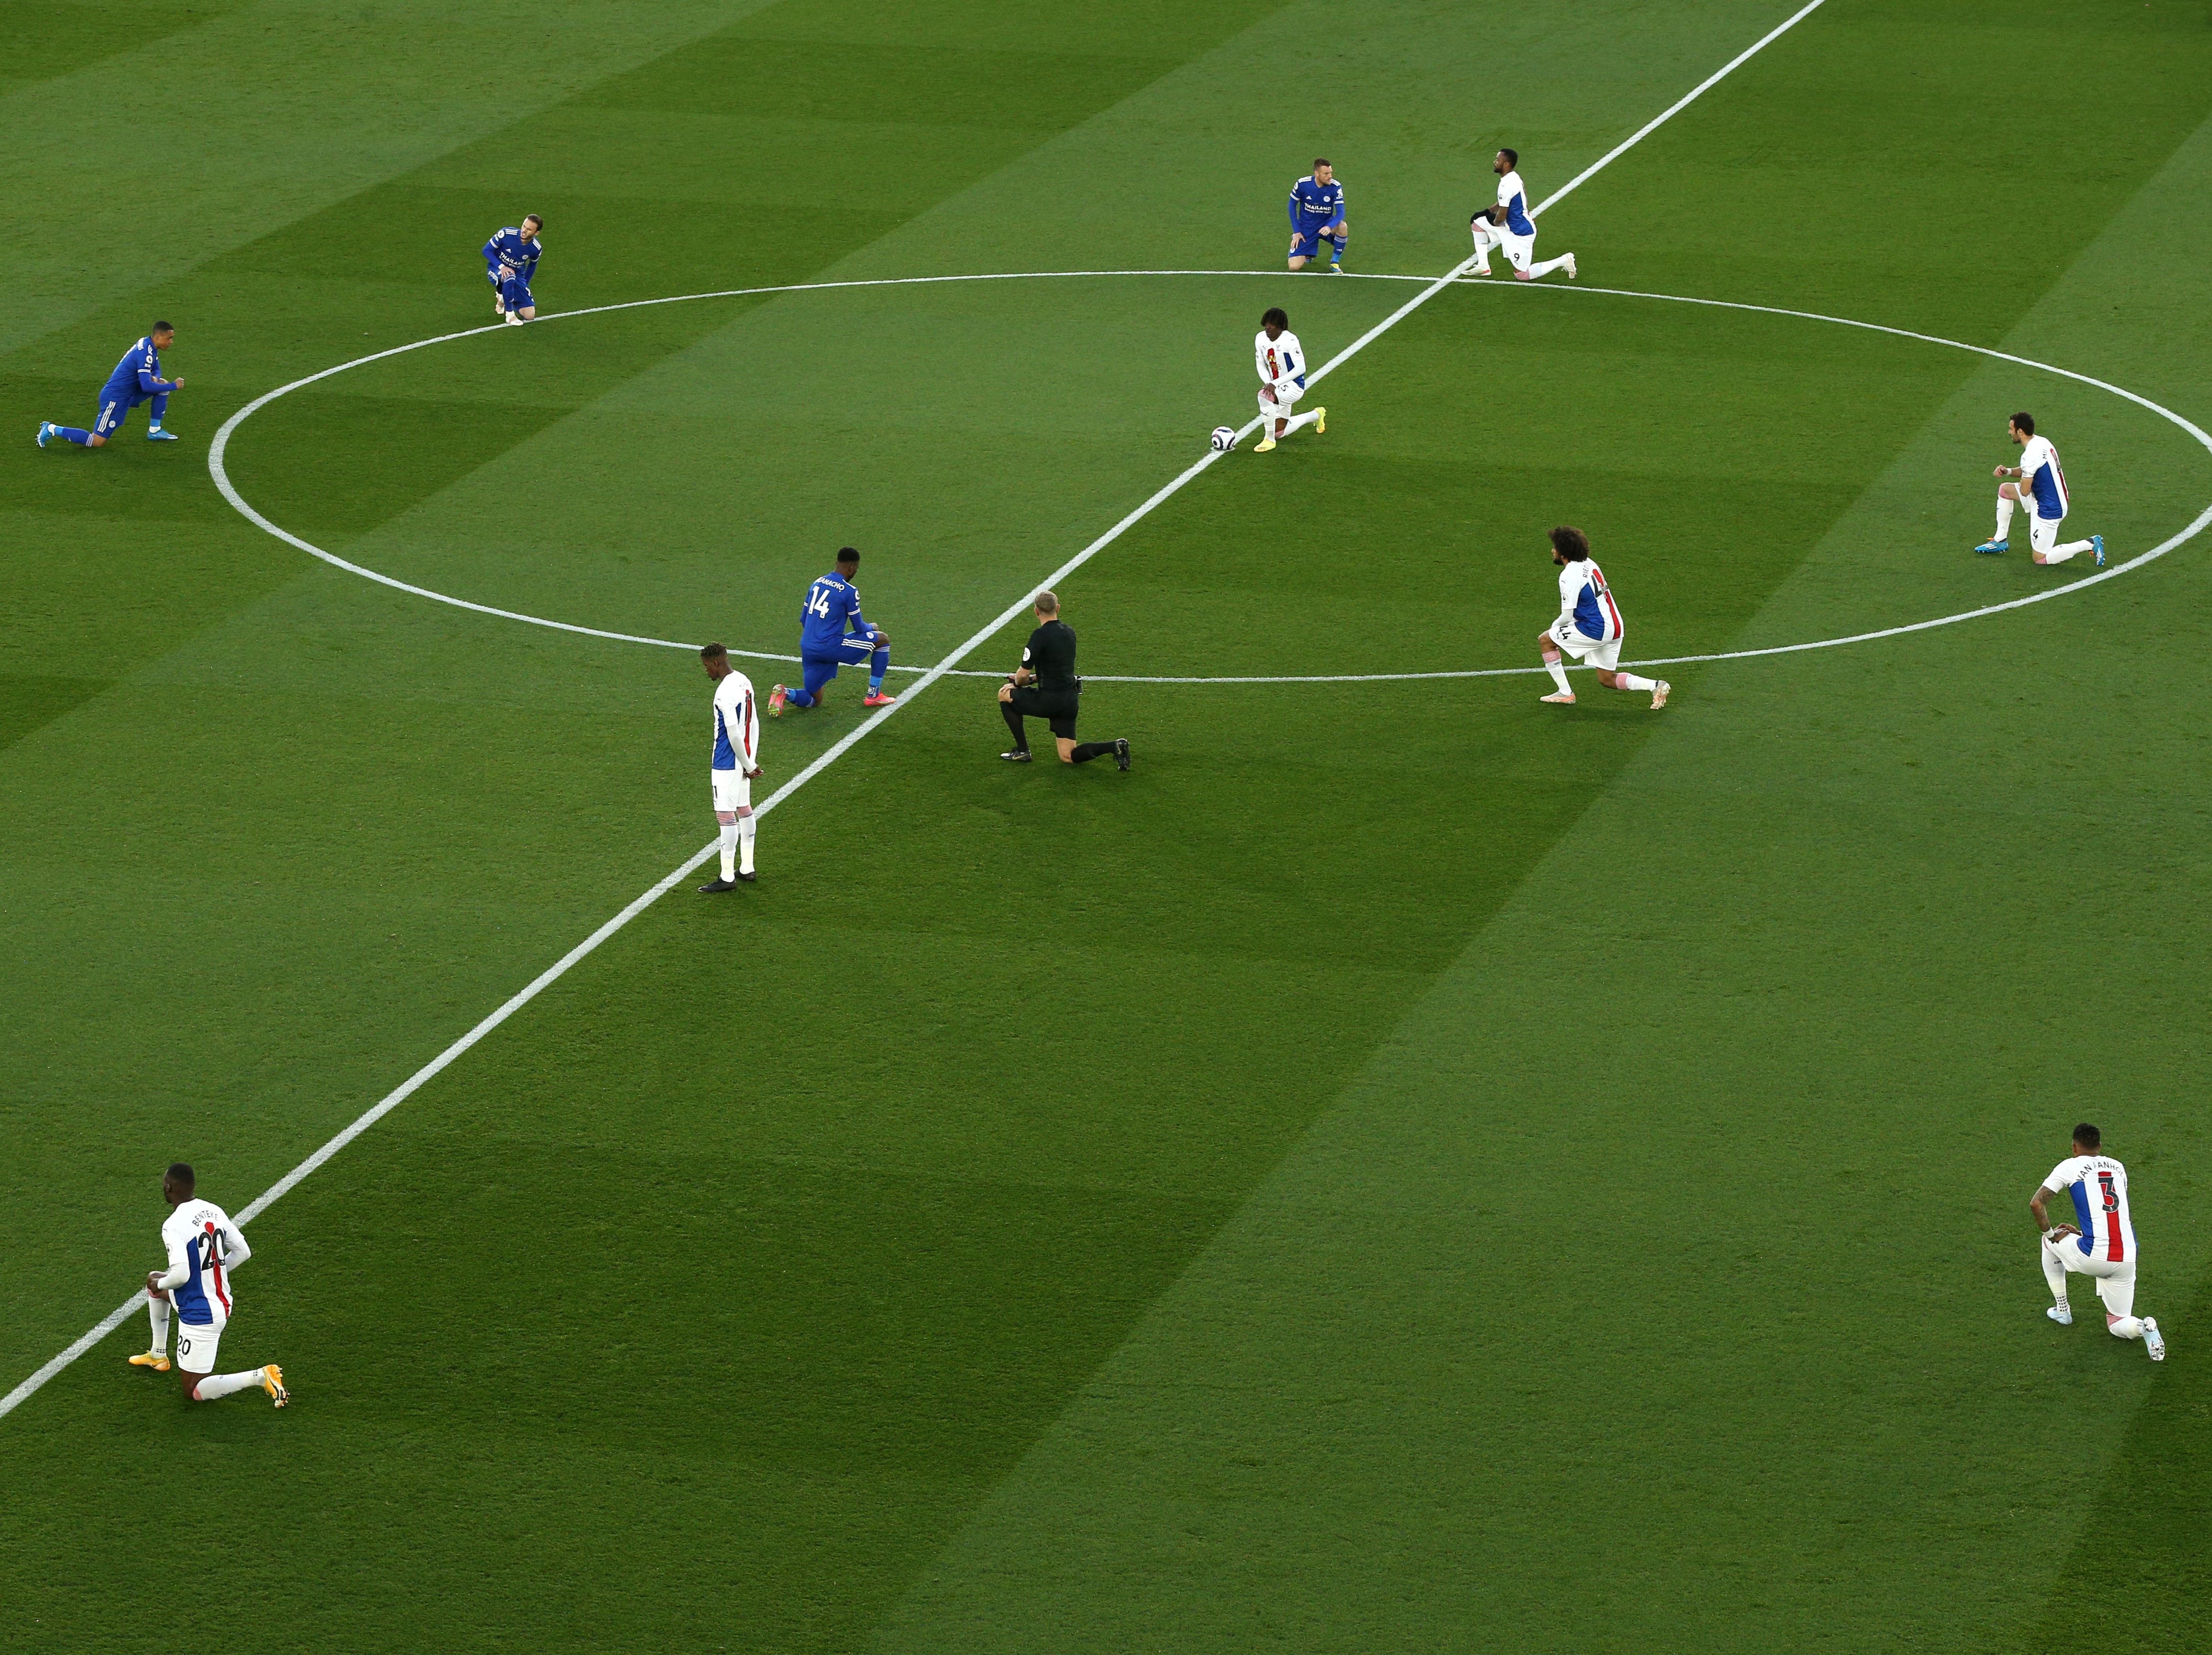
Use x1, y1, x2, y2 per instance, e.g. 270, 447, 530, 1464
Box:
2028, 1183, 2077, 1238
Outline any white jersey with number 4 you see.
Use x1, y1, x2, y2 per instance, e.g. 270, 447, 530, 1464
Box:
1557, 557, 1624, 643
162, 1200, 250, 1330
2047, 1154, 2135, 1265
2018, 434, 2068, 521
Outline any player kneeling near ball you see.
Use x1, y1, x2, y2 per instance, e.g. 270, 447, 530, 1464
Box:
1537, 526, 1668, 709
1253, 308, 1324, 453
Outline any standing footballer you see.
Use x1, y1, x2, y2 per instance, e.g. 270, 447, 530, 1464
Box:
698, 644, 762, 892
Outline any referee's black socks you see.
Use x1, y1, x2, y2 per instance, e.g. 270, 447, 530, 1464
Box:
1000, 703, 1028, 751
1070, 741, 1117, 764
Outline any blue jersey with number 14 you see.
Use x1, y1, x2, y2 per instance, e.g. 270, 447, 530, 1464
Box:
800, 571, 870, 656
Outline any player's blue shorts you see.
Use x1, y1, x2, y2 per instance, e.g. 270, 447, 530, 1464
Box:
1290, 225, 1345, 258
93, 387, 145, 437
801, 635, 884, 694
498, 277, 535, 310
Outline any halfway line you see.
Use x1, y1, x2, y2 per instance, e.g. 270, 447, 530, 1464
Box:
7, 0, 1825, 1423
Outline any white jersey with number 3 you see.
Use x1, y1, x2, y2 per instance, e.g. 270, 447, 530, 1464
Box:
2046, 1154, 2135, 1265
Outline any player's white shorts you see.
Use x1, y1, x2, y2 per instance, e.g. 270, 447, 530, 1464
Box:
2045, 1233, 2135, 1317
175, 1319, 226, 1375
710, 768, 752, 813
1549, 616, 1621, 672
2028, 510, 2065, 556
1475, 218, 1535, 272
1259, 382, 1303, 420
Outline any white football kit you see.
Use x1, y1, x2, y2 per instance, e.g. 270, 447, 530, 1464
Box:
2041, 1154, 2140, 1319
711, 669, 758, 813
157, 1199, 250, 1374
1475, 169, 1537, 271
2016, 434, 2069, 555
1254, 329, 1307, 419
1550, 557, 1625, 670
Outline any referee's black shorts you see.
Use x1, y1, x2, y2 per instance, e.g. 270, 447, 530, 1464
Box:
1007, 684, 1078, 739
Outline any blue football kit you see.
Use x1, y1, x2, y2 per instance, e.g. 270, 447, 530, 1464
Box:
785, 570, 890, 706
39, 335, 179, 447
1287, 174, 1347, 264
483, 226, 542, 310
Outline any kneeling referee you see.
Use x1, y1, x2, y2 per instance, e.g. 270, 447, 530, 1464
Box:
998, 590, 1129, 769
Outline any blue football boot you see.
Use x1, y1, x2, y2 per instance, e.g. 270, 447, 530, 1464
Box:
1974, 538, 2007, 555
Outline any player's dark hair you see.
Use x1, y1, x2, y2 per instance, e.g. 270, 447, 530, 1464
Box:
166, 1162, 195, 1190
2011, 411, 2035, 437
1313, 157, 1330, 169
1262, 306, 1288, 329
2073, 1122, 2101, 1150
1548, 525, 1591, 561
1499, 148, 1518, 167
700, 643, 727, 662
151, 320, 174, 335
836, 546, 859, 566
523, 214, 543, 230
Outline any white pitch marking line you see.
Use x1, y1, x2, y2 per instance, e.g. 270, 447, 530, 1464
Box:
217, 268, 2212, 688
9, 0, 1828, 1424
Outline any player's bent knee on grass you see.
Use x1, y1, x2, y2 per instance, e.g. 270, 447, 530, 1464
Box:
2029, 1122, 2164, 1360
996, 592, 1129, 770
1536, 528, 1668, 707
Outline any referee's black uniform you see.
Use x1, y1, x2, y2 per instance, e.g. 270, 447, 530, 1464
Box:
1000, 603, 1128, 768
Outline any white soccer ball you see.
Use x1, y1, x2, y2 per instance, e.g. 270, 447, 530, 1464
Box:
1210, 425, 1238, 452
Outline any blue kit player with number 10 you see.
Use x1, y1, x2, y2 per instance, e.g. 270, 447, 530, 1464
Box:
483, 214, 543, 324
769, 547, 897, 716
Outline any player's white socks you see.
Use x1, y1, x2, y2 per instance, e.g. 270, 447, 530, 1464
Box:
718, 822, 739, 881
1545, 659, 1572, 696
1281, 410, 1320, 437
1995, 493, 2016, 540
1616, 673, 1658, 692
1527, 255, 1572, 279
2109, 1315, 2145, 1340
2043, 540, 2094, 564
191, 1370, 264, 1401
738, 814, 756, 875
147, 1294, 170, 1355
2041, 1240, 2069, 1307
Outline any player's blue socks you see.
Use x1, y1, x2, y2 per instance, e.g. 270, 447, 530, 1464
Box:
784, 686, 816, 709
150, 393, 169, 427
869, 646, 889, 693
58, 427, 93, 446
1330, 234, 1346, 266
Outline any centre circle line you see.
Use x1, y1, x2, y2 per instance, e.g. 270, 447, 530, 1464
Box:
208, 269, 2212, 685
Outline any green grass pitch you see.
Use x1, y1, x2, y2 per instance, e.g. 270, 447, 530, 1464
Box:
4, 0, 2210, 1647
